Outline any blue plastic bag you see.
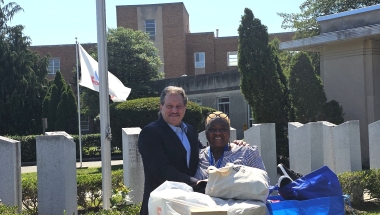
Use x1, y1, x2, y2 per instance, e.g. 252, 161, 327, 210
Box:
266, 195, 345, 215
278, 166, 343, 200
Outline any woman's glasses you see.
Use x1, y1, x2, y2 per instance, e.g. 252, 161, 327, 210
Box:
207, 112, 229, 120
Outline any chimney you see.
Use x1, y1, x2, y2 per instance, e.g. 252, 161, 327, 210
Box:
216, 29, 219, 37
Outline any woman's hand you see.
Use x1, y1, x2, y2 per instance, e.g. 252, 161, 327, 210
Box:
231, 140, 250, 146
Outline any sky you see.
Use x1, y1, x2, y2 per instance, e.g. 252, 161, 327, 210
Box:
7, 0, 305, 46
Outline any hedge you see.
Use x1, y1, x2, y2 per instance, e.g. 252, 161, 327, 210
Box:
20, 169, 133, 215
7, 134, 102, 163
109, 97, 205, 149
7, 98, 214, 162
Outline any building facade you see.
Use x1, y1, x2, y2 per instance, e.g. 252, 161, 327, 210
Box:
280, 4, 380, 167
29, 2, 294, 137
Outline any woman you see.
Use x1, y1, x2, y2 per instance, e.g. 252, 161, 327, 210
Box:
194, 111, 266, 180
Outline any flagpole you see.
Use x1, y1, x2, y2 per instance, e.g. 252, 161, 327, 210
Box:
75, 37, 83, 169
96, 0, 112, 209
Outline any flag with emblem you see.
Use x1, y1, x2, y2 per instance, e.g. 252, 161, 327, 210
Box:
78, 44, 131, 102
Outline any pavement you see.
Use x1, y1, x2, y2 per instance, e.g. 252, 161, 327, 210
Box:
21, 160, 124, 173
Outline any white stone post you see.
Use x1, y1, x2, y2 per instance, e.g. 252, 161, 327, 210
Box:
36, 132, 77, 215
244, 124, 277, 186
322, 121, 336, 171
0, 136, 21, 210
122, 127, 144, 203
288, 122, 325, 175
369, 120, 380, 169
288, 122, 311, 175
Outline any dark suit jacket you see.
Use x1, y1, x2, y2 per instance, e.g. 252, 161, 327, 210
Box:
138, 116, 201, 215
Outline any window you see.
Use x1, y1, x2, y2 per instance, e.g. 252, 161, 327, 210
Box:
145, 20, 156, 36
217, 97, 229, 115
48, 58, 60, 75
190, 99, 202, 106
194, 52, 205, 68
227, 51, 238, 66
80, 116, 90, 131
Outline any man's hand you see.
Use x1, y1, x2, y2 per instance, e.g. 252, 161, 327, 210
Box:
231, 140, 250, 146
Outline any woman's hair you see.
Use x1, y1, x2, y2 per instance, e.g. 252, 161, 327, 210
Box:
205, 111, 230, 128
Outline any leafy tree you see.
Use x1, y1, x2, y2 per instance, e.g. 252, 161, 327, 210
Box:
81, 27, 162, 123
278, 0, 380, 39
89, 27, 162, 99
0, 0, 22, 31
289, 52, 327, 123
238, 8, 286, 124
0, 1, 49, 135
278, 0, 380, 75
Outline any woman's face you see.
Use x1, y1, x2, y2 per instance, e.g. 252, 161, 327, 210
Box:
206, 118, 230, 148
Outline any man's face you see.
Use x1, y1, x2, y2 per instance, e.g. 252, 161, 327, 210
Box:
160, 93, 186, 126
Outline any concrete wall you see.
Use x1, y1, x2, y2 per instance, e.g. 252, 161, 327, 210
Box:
319, 8, 380, 33
137, 5, 164, 73
320, 39, 380, 167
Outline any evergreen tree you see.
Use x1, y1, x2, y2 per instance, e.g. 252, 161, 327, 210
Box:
43, 71, 78, 134
0, 1, 49, 135
289, 52, 327, 123
65, 85, 78, 134
47, 85, 59, 131
238, 8, 285, 124
55, 90, 68, 131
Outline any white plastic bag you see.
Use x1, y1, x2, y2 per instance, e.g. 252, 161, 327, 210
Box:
206, 163, 269, 202
148, 181, 222, 215
213, 197, 268, 215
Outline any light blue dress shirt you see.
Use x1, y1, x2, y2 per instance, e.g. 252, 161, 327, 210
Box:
168, 122, 191, 167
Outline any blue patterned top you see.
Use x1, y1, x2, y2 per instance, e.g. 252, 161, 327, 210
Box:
194, 144, 267, 180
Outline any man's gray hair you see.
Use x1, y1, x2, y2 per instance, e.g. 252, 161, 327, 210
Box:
160, 86, 188, 105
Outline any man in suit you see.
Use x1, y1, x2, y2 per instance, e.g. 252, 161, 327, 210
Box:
138, 86, 201, 215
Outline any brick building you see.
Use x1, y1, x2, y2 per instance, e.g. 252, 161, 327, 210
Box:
116, 2, 294, 78
30, 2, 294, 137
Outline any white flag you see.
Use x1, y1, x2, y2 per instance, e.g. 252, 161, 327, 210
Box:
78, 44, 131, 102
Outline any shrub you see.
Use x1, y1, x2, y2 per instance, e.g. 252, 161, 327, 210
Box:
199, 106, 218, 131
338, 168, 380, 204
110, 97, 203, 149
21, 169, 131, 214
21, 173, 38, 214
321, 100, 345, 125
0, 205, 28, 215
7, 134, 103, 163
7, 135, 37, 163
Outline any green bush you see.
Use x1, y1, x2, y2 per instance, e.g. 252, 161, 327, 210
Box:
7, 135, 37, 163
7, 134, 103, 163
321, 100, 345, 125
338, 168, 380, 204
110, 97, 203, 149
71, 134, 102, 158
21, 169, 136, 214
21, 173, 38, 214
0, 205, 28, 215
199, 106, 218, 131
